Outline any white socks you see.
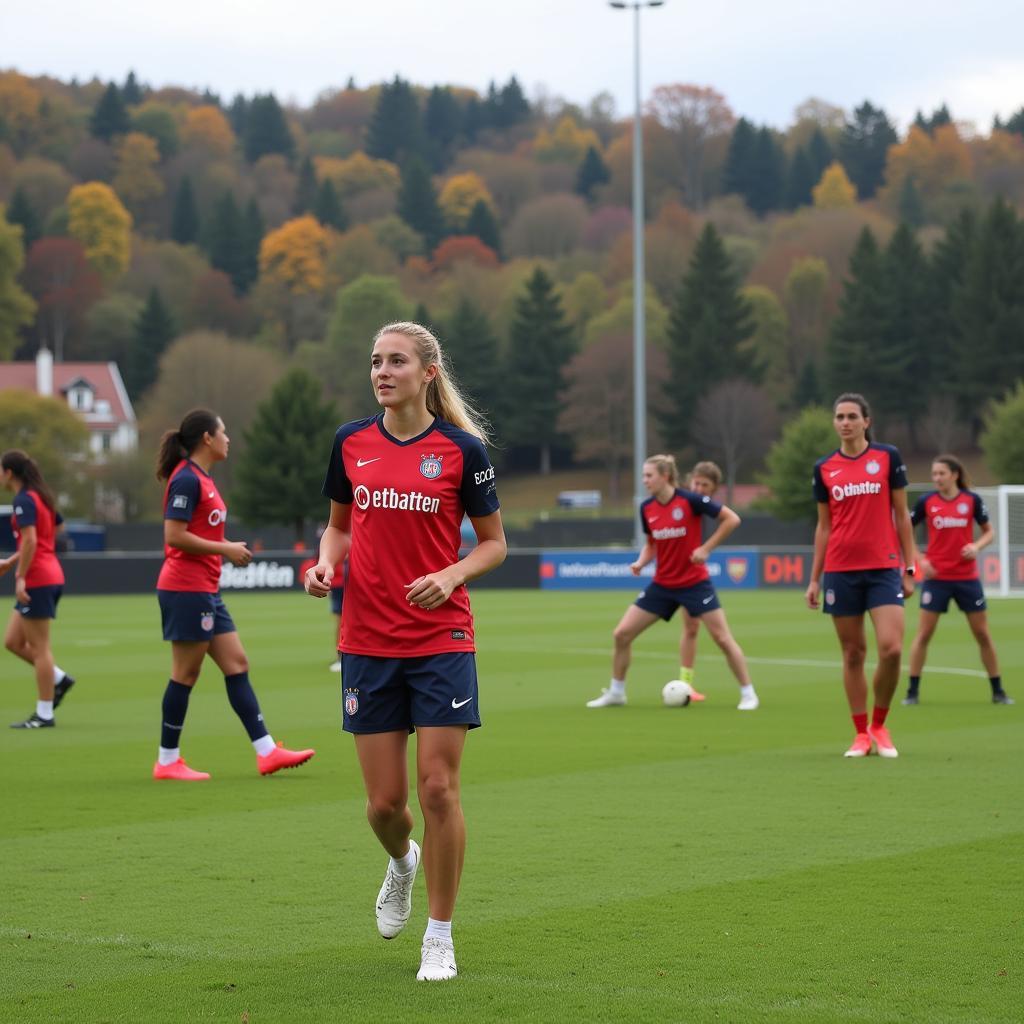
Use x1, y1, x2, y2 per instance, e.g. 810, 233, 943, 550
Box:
424, 918, 452, 941
37, 700, 53, 720
609, 679, 626, 695
53, 667, 66, 684
252, 735, 277, 757
158, 746, 180, 766
740, 684, 757, 699
392, 847, 417, 875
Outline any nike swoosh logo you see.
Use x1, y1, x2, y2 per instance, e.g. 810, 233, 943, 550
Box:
702, 596, 713, 604
208, 491, 215, 498
829, 470, 842, 477
451, 697, 473, 709
976, 599, 984, 605
356, 458, 381, 467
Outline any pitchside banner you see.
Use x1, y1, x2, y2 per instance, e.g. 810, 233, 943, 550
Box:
540, 549, 760, 590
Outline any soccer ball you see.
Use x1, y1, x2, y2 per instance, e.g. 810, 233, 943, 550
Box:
662, 680, 693, 707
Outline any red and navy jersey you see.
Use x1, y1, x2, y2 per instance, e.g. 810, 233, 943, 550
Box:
11, 489, 64, 588
912, 489, 988, 581
640, 488, 722, 589
157, 459, 227, 593
813, 443, 908, 572
322, 414, 500, 657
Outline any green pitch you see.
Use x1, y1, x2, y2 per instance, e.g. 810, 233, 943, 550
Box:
1, 590, 1021, 1023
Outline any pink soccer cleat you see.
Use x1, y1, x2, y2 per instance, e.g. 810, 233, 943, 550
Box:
868, 724, 899, 759
153, 758, 211, 781
258, 742, 315, 776
843, 733, 872, 758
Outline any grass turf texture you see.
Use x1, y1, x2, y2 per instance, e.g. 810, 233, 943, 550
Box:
1, 590, 1021, 1023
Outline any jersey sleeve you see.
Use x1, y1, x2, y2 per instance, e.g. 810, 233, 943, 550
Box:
458, 438, 500, 518
640, 505, 651, 538
887, 446, 908, 489
973, 492, 989, 525
12, 492, 38, 528
683, 489, 722, 519
910, 495, 927, 527
164, 471, 200, 522
812, 462, 828, 503
322, 425, 354, 504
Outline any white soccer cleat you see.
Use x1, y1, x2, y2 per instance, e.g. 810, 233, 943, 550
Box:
375, 839, 420, 939
328, 660, 341, 673
586, 688, 626, 708
417, 937, 458, 981
737, 694, 760, 711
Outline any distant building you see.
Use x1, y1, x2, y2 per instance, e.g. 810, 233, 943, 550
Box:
0, 348, 138, 458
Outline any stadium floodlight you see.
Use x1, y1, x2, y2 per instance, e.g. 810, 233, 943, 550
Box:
608, 0, 667, 548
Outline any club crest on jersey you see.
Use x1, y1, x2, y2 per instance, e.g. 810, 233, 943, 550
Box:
200, 612, 214, 632
344, 688, 359, 716
957, 502, 969, 515
865, 460, 880, 475
419, 454, 443, 479
672, 507, 684, 521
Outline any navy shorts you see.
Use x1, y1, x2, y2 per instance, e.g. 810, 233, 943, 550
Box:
15, 585, 62, 620
340, 652, 481, 734
920, 578, 986, 614
822, 569, 904, 616
329, 589, 344, 616
158, 590, 236, 642
635, 579, 721, 621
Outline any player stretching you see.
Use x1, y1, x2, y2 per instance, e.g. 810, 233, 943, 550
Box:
586, 454, 759, 711
305, 322, 506, 982
806, 393, 917, 758
1, 450, 75, 728
904, 455, 1012, 706
153, 409, 315, 781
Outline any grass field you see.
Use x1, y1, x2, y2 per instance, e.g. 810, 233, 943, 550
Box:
1, 589, 1021, 1023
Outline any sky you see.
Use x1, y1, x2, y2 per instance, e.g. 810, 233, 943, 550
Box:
4, 0, 1024, 131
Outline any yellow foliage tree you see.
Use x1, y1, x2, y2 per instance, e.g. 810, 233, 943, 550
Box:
438, 172, 496, 231
0, 208, 37, 359
534, 115, 601, 164
67, 182, 132, 280
259, 216, 330, 295
881, 124, 973, 207
181, 105, 235, 158
0, 72, 42, 154
315, 152, 400, 199
113, 132, 164, 215
812, 161, 856, 209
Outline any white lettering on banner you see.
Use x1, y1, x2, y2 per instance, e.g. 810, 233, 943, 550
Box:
651, 526, 687, 539
831, 481, 883, 502
219, 561, 295, 589
932, 515, 969, 529
474, 466, 495, 486
354, 484, 440, 514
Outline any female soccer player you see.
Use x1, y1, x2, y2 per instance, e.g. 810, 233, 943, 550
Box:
305, 322, 506, 982
0, 450, 75, 728
153, 409, 315, 781
904, 455, 1012, 706
805, 393, 917, 758
585, 454, 759, 711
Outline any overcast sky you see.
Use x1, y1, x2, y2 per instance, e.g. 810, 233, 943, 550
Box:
4, 1, 1023, 131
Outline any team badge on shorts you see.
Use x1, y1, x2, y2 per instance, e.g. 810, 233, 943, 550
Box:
344, 688, 359, 716
419, 453, 443, 479
200, 612, 214, 632
866, 460, 880, 475
825, 589, 835, 606
922, 590, 932, 605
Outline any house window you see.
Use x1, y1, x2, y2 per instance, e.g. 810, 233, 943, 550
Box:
101, 432, 112, 452
68, 387, 94, 412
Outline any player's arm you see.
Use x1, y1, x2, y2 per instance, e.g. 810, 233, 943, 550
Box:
891, 489, 917, 595
406, 510, 507, 611
805, 502, 830, 609
692, 505, 740, 564
963, 495, 993, 559
164, 519, 251, 567
631, 539, 655, 575
12, 524, 36, 603
306, 501, 351, 597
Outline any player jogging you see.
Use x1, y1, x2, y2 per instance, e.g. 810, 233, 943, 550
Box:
903, 455, 1012, 706
1, 450, 75, 728
305, 321, 506, 983
153, 408, 315, 781
586, 454, 759, 711
806, 393, 917, 758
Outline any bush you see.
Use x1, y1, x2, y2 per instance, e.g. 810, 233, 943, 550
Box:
758, 407, 836, 521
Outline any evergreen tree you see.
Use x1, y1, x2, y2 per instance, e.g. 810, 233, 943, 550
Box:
233, 369, 340, 540
913, 103, 952, 135
748, 128, 785, 215
424, 86, 462, 170
503, 267, 576, 473
723, 117, 757, 200
293, 155, 317, 215
204, 191, 245, 292
90, 83, 130, 141
786, 146, 816, 209
664, 224, 756, 449
239, 199, 264, 294
6, 186, 41, 250
760, 407, 836, 521
792, 359, 822, 408
444, 298, 504, 427
398, 156, 445, 251
575, 145, 611, 201
126, 288, 175, 399
498, 77, 531, 126
412, 302, 433, 331
122, 71, 143, 106
1000, 106, 1024, 137
839, 101, 898, 199
171, 176, 199, 245
201, 88, 221, 107
463, 97, 484, 142
482, 82, 502, 130
366, 77, 424, 163
807, 128, 834, 181
897, 176, 926, 227
312, 178, 347, 230
244, 93, 294, 163
465, 199, 502, 256
228, 94, 249, 136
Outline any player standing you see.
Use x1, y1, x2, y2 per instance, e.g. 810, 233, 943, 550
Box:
305, 322, 506, 982
904, 455, 1012, 706
1, 450, 75, 728
586, 454, 759, 710
153, 409, 315, 781
805, 393, 917, 758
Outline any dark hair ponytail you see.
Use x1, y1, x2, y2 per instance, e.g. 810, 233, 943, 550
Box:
156, 408, 221, 480
1, 449, 56, 511
934, 453, 969, 490
833, 391, 873, 442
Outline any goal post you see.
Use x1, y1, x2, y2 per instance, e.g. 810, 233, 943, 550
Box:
974, 485, 1024, 598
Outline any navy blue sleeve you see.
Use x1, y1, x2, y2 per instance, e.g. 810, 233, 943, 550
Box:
322, 422, 365, 504
164, 471, 199, 522
12, 491, 38, 528
910, 495, 927, 527
55, 511, 64, 527
458, 436, 500, 518
640, 504, 651, 538
682, 488, 722, 519
812, 461, 828, 503
885, 445, 908, 489
972, 491, 989, 526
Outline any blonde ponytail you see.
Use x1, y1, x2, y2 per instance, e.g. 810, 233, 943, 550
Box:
644, 453, 679, 486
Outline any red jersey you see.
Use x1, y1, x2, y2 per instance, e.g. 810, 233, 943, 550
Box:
322, 415, 500, 658
640, 488, 722, 589
813, 443, 908, 572
911, 490, 988, 581
11, 489, 64, 588
157, 459, 227, 593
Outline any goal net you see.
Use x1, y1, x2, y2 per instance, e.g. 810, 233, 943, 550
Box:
974, 486, 1024, 598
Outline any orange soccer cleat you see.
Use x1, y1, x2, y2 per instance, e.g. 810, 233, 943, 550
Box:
868, 724, 899, 759
843, 732, 872, 758
153, 758, 211, 781
257, 742, 315, 776
689, 688, 707, 702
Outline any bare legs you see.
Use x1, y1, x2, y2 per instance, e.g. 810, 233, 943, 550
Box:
4, 611, 55, 701
832, 605, 904, 714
